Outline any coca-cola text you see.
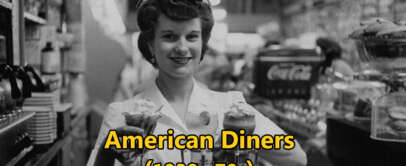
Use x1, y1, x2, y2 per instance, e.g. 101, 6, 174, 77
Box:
266, 64, 312, 81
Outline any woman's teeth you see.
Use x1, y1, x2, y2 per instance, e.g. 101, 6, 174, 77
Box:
170, 57, 192, 64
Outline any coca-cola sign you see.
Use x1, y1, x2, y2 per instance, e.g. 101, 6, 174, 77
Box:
254, 49, 321, 99
267, 63, 312, 81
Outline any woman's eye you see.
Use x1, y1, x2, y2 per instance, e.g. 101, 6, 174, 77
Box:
186, 34, 200, 41
162, 34, 178, 41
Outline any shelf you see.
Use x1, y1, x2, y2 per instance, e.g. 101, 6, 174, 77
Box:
0, 112, 35, 134
24, 136, 71, 166
0, 0, 12, 10
24, 12, 46, 25
5, 146, 34, 166
20, 105, 90, 166
55, 103, 73, 113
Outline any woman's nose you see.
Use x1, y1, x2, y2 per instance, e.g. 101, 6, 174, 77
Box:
174, 39, 188, 56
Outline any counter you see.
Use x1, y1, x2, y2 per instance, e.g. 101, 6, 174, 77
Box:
327, 116, 406, 166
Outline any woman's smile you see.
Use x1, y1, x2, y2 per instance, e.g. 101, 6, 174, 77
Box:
169, 57, 193, 65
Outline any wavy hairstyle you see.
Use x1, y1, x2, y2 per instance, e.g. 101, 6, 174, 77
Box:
316, 37, 342, 74
137, 0, 214, 67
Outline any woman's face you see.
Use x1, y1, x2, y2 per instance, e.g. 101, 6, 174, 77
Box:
150, 14, 203, 79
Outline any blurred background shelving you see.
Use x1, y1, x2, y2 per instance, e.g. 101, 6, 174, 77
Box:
1, 0, 87, 166
24, 12, 46, 25
0, 0, 12, 10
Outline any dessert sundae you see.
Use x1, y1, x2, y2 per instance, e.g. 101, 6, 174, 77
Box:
219, 102, 257, 164
122, 99, 162, 134
121, 99, 162, 165
223, 102, 256, 134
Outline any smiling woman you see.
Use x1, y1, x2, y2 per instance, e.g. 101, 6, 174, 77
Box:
88, 0, 307, 166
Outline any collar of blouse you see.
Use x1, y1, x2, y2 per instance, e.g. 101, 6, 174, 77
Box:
139, 78, 213, 133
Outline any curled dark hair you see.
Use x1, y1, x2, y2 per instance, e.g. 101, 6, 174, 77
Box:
137, 0, 214, 67
316, 37, 342, 74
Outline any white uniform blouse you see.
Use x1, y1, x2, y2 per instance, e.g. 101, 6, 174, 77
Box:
87, 79, 307, 166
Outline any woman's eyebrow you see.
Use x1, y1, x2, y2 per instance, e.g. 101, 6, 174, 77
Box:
190, 30, 201, 33
160, 30, 174, 34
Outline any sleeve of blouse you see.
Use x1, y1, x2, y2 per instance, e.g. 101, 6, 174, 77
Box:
332, 59, 354, 77
228, 91, 307, 166
86, 103, 124, 166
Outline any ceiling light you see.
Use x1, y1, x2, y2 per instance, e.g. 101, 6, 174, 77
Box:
211, 0, 221, 6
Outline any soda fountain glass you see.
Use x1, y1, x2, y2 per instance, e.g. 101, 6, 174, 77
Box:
184, 110, 219, 165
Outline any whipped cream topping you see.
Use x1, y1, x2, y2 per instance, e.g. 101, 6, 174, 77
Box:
225, 102, 255, 118
124, 99, 161, 117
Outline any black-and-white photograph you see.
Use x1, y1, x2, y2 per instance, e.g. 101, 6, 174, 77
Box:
1, 0, 406, 166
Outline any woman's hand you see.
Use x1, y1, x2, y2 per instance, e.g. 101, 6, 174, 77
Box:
116, 126, 146, 165
96, 126, 145, 166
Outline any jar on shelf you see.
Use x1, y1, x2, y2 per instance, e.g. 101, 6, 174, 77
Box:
41, 42, 61, 74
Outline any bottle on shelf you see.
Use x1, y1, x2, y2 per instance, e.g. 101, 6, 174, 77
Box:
41, 42, 61, 74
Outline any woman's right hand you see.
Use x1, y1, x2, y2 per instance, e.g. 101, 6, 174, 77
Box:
103, 126, 146, 165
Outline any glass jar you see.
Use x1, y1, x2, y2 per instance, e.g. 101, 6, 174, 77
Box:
371, 92, 406, 142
